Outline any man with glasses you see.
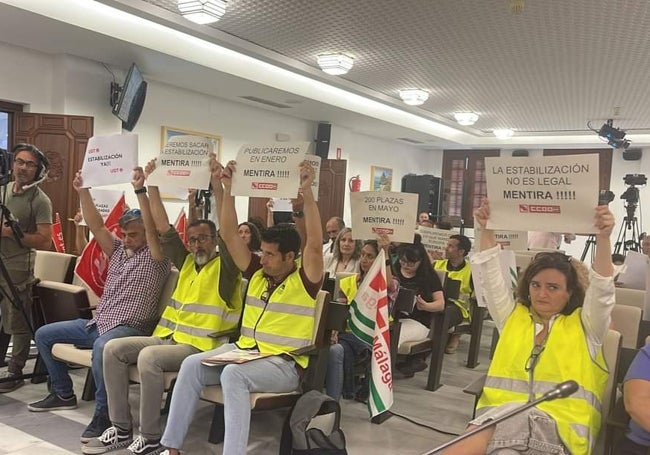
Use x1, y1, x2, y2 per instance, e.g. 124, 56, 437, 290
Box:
0, 144, 53, 393
83, 159, 243, 455
29, 170, 171, 445
158, 159, 323, 455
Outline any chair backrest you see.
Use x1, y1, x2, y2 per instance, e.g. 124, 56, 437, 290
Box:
601, 329, 622, 427
615, 287, 645, 312
34, 251, 77, 283
611, 304, 642, 349
312, 290, 330, 348
155, 269, 179, 317
71, 274, 100, 308
36, 280, 92, 323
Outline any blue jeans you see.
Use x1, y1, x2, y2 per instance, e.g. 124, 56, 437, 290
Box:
34, 318, 145, 411
160, 343, 300, 455
326, 333, 370, 400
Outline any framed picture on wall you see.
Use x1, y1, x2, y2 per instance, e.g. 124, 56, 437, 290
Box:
160, 126, 222, 161
370, 166, 393, 191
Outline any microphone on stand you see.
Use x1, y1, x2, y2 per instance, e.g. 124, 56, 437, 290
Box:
422, 380, 579, 455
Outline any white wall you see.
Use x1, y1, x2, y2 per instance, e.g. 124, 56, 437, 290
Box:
0, 41, 431, 226
2, 41, 648, 260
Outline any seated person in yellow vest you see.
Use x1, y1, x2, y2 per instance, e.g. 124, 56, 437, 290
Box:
30, 170, 171, 444
82, 163, 243, 455
433, 234, 474, 355
326, 236, 399, 401
157, 159, 323, 455
443, 199, 616, 455
393, 235, 446, 377
324, 227, 362, 275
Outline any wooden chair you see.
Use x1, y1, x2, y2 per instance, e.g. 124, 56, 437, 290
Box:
200, 290, 331, 445
50, 269, 179, 401
395, 270, 453, 391
33, 250, 77, 283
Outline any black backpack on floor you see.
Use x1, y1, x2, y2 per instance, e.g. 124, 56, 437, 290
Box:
279, 390, 348, 454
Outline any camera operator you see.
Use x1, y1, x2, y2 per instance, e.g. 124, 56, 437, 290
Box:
0, 143, 53, 393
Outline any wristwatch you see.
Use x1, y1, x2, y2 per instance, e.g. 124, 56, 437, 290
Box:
134, 187, 147, 195
292, 210, 304, 218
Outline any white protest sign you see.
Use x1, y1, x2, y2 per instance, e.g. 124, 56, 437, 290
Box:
618, 251, 648, 290
271, 198, 293, 212
350, 191, 418, 243
304, 155, 321, 201
475, 229, 528, 250
416, 226, 454, 259
231, 142, 309, 198
79, 189, 124, 226
81, 134, 138, 187
147, 135, 212, 190
485, 154, 599, 233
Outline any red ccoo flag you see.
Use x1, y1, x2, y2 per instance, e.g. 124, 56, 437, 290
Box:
51, 212, 66, 253
174, 208, 188, 248
74, 195, 126, 297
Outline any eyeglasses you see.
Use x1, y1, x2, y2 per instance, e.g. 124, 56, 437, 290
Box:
525, 344, 545, 372
14, 158, 38, 170
399, 258, 421, 267
188, 234, 214, 245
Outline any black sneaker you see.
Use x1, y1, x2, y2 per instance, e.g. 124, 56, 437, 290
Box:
0, 373, 25, 393
28, 392, 77, 411
125, 435, 163, 455
81, 410, 112, 443
82, 426, 133, 454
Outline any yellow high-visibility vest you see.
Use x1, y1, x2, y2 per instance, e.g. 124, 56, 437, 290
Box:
434, 259, 473, 320
153, 255, 242, 351
237, 268, 316, 368
477, 304, 608, 454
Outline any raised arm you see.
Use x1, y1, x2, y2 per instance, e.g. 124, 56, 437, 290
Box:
299, 160, 324, 283
73, 171, 115, 257
475, 198, 497, 252
592, 205, 615, 277
471, 198, 514, 331
220, 160, 253, 272
143, 158, 171, 235
132, 166, 164, 261
72, 208, 89, 254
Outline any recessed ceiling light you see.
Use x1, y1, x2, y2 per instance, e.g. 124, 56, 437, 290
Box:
454, 112, 479, 126
177, 0, 228, 25
493, 128, 514, 139
399, 89, 429, 106
316, 54, 354, 76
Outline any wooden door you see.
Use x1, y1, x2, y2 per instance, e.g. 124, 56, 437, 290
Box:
13, 113, 94, 253
247, 159, 347, 240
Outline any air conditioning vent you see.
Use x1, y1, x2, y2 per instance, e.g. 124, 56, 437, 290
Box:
397, 137, 424, 144
239, 96, 292, 109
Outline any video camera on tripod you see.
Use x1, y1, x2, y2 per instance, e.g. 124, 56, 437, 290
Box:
614, 173, 646, 254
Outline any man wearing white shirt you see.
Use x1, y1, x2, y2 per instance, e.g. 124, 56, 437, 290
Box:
323, 217, 344, 257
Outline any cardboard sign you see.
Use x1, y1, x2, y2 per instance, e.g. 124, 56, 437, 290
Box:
304, 154, 321, 201
350, 191, 418, 243
147, 135, 212, 190
485, 154, 599, 233
618, 251, 648, 290
416, 226, 454, 259
79, 189, 124, 226
230, 142, 309, 198
474, 228, 528, 251
270, 198, 292, 212
81, 134, 138, 187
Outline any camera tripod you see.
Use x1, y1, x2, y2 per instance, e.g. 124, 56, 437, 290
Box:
613, 202, 642, 255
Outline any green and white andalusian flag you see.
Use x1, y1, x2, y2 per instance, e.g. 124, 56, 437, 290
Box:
348, 250, 393, 417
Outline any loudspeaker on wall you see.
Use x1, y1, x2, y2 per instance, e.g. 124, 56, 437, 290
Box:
315, 123, 331, 159
401, 174, 443, 219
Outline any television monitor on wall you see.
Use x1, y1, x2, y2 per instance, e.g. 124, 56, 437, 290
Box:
110, 63, 147, 132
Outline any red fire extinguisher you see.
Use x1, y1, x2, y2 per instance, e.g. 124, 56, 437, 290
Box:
349, 175, 361, 192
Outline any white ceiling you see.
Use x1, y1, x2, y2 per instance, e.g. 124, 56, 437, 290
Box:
3, 0, 650, 149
